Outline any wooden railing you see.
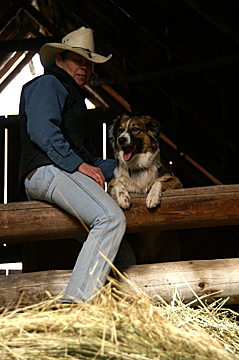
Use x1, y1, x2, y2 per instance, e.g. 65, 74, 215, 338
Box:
1, 184, 239, 307
1, 184, 239, 244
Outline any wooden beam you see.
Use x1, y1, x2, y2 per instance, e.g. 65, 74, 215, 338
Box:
0, 37, 61, 52
0, 52, 24, 79
88, 53, 239, 87
23, 3, 61, 36
107, 0, 239, 108
1, 258, 239, 307
0, 51, 35, 93
160, 132, 215, 187
160, 132, 223, 185
101, 85, 131, 113
183, 0, 239, 43
0, 269, 71, 307
120, 258, 239, 305
2, 185, 239, 244
109, 0, 239, 107
0, 3, 23, 36
156, 82, 239, 158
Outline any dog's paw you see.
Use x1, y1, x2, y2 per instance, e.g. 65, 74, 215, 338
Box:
146, 193, 161, 208
146, 181, 162, 209
116, 189, 131, 209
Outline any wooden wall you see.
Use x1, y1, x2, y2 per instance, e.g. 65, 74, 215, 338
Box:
1, 112, 239, 272
0, 111, 108, 268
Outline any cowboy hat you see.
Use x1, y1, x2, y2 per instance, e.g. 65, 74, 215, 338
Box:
40, 26, 112, 67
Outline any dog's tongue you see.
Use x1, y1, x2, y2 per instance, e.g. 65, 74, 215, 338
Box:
123, 146, 134, 161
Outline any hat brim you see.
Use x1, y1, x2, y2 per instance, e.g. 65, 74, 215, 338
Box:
40, 43, 112, 67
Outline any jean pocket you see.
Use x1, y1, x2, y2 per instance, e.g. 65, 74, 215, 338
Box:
25, 166, 55, 200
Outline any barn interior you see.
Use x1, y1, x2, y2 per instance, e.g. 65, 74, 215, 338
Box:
0, 0, 239, 273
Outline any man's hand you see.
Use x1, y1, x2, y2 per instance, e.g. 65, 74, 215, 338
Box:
77, 162, 105, 189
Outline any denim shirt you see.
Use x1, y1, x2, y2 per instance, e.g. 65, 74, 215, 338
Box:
22, 73, 116, 183
24, 74, 84, 172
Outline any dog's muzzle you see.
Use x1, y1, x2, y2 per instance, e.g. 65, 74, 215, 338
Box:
118, 136, 128, 146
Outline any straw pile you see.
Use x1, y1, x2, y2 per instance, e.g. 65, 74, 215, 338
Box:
0, 276, 239, 360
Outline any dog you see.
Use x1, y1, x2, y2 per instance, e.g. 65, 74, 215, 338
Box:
108, 114, 183, 264
108, 114, 182, 209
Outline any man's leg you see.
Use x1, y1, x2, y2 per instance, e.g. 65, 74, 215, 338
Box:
25, 165, 126, 301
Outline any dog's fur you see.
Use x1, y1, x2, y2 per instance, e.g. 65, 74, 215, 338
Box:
108, 114, 182, 209
108, 114, 183, 264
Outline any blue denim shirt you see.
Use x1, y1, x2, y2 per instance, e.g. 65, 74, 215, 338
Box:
24, 74, 83, 172
23, 74, 115, 182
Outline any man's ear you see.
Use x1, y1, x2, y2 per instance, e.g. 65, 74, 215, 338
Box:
55, 53, 64, 68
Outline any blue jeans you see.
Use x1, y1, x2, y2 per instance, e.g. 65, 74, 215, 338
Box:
24, 164, 135, 301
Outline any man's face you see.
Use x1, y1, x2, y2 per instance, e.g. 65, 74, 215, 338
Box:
56, 52, 93, 86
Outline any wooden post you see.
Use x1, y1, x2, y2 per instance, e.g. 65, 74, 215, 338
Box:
1, 185, 239, 244
1, 258, 239, 307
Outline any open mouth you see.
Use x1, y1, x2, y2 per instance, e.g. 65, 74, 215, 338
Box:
122, 145, 136, 161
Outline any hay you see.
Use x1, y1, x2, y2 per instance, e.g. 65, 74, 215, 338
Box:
0, 276, 239, 360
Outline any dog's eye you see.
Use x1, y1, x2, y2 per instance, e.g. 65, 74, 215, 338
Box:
118, 127, 124, 134
132, 127, 140, 133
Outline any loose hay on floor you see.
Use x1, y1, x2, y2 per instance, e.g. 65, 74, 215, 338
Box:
0, 277, 239, 360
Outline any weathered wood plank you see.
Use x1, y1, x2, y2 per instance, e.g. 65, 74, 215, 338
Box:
0, 270, 71, 307
1, 258, 239, 307
120, 258, 239, 305
1, 185, 239, 244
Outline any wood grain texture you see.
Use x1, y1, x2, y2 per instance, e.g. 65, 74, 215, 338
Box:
1, 258, 239, 306
1, 185, 239, 243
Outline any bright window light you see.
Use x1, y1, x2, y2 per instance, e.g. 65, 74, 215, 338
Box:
0, 54, 95, 116
0, 262, 23, 270
0, 53, 26, 85
0, 54, 44, 116
85, 98, 95, 109
0, 262, 23, 276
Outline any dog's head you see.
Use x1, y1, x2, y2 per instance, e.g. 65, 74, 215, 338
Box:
109, 114, 161, 164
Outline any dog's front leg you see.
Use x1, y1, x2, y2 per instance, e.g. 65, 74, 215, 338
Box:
112, 183, 131, 209
146, 180, 162, 209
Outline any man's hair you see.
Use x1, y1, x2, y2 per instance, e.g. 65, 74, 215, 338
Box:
59, 50, 70, 61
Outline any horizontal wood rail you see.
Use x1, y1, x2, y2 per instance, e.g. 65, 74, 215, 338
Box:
1, 258, 239, 306
1, 184, 239, 244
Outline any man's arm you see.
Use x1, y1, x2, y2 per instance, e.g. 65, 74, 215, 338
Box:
24, 75, 83, 172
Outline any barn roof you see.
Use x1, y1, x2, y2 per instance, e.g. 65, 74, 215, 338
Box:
1, 0, 239, 188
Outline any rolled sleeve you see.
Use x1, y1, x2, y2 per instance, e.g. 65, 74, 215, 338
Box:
94, 157, 116, 182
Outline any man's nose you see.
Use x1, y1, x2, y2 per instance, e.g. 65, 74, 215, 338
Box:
81, 61, 87, 69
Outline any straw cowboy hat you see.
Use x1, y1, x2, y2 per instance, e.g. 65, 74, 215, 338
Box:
40, 26, 112, 67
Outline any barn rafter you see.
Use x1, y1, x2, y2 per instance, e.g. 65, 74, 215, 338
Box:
1, 0, 239, 192
1, 0, 239, 295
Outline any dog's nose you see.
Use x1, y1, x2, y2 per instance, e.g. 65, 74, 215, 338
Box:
118, 136, 127, 146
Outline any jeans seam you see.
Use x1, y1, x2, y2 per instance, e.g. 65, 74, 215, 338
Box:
58, 170, 113, 295
44, 167, 56, 199
25, 166, 56, 200
81, 214, 111, 294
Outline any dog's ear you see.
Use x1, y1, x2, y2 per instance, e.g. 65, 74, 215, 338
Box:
142, 116, 161, 144
109, 114, 130, 145
108, 115, 122, 146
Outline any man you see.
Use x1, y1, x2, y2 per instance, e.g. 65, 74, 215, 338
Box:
18, 27, 135, 303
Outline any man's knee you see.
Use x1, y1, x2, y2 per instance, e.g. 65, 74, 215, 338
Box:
96, 197, 127, 235
114, 209, 127, 231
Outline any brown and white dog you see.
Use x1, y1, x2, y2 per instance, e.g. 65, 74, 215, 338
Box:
108, 114, 183, 264
108, 114, 182, 209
